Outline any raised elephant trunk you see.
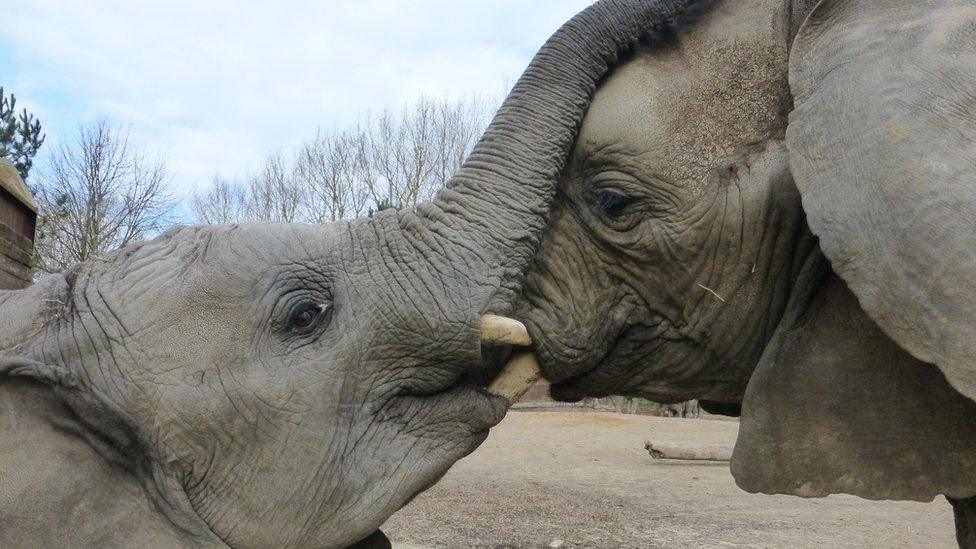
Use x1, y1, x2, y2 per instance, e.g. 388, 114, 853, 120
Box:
0, 3, 704, 547
415, 0, 696, 307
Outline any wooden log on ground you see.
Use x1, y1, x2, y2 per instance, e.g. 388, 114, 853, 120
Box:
644, 441, 733, 462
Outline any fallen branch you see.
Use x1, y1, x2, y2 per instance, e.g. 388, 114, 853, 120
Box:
644, 441, 733, 462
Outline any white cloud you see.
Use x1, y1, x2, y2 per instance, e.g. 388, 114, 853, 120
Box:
1, 0, 593, 196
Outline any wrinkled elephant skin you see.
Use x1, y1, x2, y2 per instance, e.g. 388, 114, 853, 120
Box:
507, 0, 976, 544
0, 1, 700, 547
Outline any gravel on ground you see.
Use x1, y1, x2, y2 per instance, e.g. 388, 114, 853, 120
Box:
384, 410, 955, 548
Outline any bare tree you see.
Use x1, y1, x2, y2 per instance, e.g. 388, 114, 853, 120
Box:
430, 94, 493, 189
355, 109, 409, 209
189, 173, 249, 224
295, 131, 365, 222
187, 93, 498, 226
398, 97, 437, 207
34, 120, 175, 273
354, 94, 495, 212
248, 150, 303, 222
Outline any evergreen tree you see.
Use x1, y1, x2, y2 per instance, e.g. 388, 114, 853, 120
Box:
0, 87, 45, 181
367, 199, 399, 217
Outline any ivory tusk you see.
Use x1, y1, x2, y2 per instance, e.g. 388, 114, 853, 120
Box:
487, 352, 543, 404
480, 315, 540, 405
480, 314, 532, 347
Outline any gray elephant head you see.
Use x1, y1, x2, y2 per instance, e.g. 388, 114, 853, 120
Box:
0, 1, 700, 547
519, 0, 812, 405
509, 0, 976, 528
3, 221, 521, 548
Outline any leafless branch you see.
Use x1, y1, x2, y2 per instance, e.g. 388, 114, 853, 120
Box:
34, 119, 175, 273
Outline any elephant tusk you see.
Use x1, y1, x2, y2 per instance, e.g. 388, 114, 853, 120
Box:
480, 314, 532, 346
487, 352, 543, 405
480, 315, 541, 404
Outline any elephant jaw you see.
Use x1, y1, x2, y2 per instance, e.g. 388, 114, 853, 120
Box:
480, 315, 543, 405
340, 317, 538, 549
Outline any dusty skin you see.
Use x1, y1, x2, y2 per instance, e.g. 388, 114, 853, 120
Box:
385, 411, 955, 548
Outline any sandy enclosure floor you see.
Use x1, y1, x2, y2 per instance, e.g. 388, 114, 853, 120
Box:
383, 410, 955, 548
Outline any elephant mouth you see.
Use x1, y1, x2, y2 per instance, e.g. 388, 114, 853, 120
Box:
547, 356, 611, 402
523, 311, 690, 402
387, 378, 509, 439
385, 315, 542, 435
517, 314, 617, 401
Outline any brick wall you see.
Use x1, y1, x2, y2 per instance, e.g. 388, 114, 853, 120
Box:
0, 222, 33, 289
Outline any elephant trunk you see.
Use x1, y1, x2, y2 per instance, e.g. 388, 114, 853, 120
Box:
412, 0, 696, 307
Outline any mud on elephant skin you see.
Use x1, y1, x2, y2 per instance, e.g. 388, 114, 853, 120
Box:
0, 1, 702, 547
509, 0, 976, 544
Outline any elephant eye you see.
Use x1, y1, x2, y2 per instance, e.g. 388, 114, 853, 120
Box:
289, 301, 332, 334
592, 190, 639, 221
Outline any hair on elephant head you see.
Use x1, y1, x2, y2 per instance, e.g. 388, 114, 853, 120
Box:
0, 1, 703, 547
509, 0, 976, 539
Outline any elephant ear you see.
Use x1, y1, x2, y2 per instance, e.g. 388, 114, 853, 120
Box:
786, 0, 976, 400
732, 272, 976, 501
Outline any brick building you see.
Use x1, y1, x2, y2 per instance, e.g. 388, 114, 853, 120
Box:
0, 159, 36, 289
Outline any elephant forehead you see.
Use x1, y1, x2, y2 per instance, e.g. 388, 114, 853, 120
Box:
576, 0, 791, 181
76, 223, 340, 340
150, 224, 337, 282
189, 223, 341, 274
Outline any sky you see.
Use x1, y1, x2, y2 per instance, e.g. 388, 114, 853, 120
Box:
0, 0, 592, 198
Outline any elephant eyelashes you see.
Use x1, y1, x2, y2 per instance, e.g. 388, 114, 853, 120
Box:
289, 301, 332, 335
591, 190, 641, 227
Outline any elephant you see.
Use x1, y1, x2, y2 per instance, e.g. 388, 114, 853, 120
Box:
502, 0, 976, 546
6, 0, 975, 545
0, 223, 515, 549
0, 3, 698, 547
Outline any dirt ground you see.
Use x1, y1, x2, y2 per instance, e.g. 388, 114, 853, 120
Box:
383, 410, 956, 548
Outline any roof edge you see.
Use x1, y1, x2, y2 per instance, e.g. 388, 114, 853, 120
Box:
0, 159, 37, 213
